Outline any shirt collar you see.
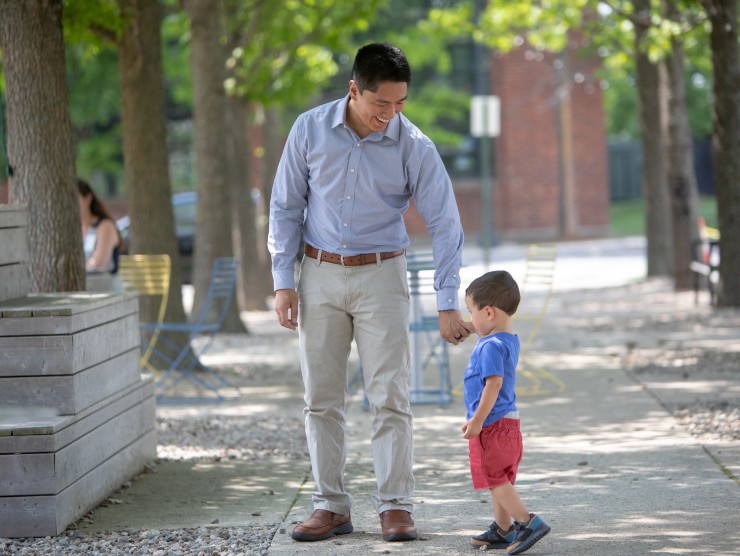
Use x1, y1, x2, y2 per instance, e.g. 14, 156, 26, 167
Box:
332, 94, 401, 143
330, 96, 349, 129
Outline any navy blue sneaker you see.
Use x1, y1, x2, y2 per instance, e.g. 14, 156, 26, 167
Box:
506, 513, 550, 555
470, 521, 517, 549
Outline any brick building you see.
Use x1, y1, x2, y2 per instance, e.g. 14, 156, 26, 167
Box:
405, 42, 610, 242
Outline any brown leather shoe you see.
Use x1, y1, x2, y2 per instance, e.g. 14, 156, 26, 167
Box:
380, 509, 418, 542
291, 509, 353, 542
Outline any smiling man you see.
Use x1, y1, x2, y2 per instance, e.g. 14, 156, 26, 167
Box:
268, 42, 470, 544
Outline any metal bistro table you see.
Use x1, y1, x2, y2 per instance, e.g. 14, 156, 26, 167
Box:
406, 253, 453, 406
348, 253, 454, 408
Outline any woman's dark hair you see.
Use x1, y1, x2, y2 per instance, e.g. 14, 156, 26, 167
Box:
351, 42, 411, 93
465, 270, 521, 316
77, 179, 114, 221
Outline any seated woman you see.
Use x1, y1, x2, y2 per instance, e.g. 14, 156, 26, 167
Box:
78, 179, 123, 291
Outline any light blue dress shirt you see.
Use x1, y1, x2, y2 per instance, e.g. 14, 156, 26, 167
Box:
268, 94, 464, 310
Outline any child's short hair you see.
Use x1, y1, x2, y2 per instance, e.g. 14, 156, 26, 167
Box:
465, 270, 521, 316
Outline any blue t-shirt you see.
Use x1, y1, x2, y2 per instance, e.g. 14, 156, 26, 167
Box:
463, 332, 520, 427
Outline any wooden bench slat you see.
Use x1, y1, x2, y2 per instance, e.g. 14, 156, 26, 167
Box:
0, 313, 139, 377
0, 292, 137, 319
0, 377, 153, 454
0, 393, 155, 496
0, 348, 142, 416
0, 429, 156, 537
0, 296, 137, 336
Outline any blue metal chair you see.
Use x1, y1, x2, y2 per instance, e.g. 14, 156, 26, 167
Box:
142, 257, 240, 400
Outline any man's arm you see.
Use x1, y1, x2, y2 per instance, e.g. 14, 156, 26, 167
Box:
268, 117, 308, 332
411, 143, 472, 345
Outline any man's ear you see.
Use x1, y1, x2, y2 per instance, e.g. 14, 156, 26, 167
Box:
349, 80, 359, 99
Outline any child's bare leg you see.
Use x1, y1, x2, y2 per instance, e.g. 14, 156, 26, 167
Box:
492, 482, 530, 524
491, 488, 513, 530
494, 483, 551, 555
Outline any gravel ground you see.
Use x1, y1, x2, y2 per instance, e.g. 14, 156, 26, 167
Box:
156, 414, 308, 462
1, 526, 274, 556
628, 348, 740, 443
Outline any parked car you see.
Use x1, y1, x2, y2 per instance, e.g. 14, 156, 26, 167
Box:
116, 191, 197, 283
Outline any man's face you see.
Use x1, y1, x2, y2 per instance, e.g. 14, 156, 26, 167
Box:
347, 79, 407, 138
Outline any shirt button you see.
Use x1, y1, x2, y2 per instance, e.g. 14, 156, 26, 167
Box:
346, 196, 351, 200
350, 169, 355, 173
343, 223, 348, 227
343, 244, 347, 248
447, 298, 453, 303
356, 143, 362, 147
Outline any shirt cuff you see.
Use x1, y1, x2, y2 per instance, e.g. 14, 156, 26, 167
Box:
273, 268, 296, 291
436, 289, 459, 312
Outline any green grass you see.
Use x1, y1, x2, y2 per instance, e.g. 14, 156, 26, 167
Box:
609, 195, 718, 237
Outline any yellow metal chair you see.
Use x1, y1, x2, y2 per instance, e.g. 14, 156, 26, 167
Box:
513, 243, 564, 396
118, 254, 171, 373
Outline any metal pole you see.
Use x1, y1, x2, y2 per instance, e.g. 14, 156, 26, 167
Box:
473, 0, 495, 268
480, 134, 493, 268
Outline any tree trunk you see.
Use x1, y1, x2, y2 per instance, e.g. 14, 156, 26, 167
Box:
633, 0, 673, 277
118, 0, 187, 324
185, 0, 245, 332
0, 0, 84, 292
226, 96, 269, 311
555, 52, 578, 238
703, 0, 740, 307
260, 105, 283, 287
663, 0, 702, 290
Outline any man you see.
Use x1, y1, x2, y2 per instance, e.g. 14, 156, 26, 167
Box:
268, 42, 471, 543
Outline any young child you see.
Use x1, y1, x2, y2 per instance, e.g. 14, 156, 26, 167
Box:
462, 270, 550, 555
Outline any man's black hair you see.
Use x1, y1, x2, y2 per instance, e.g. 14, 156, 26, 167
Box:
351, 42, 411, 92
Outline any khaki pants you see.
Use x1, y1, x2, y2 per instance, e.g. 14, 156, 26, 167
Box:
297, 253, 414, 515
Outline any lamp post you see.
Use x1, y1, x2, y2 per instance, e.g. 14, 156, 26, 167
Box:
472, 0, 499, 268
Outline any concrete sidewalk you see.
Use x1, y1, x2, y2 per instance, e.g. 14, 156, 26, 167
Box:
80, 237, 740, 555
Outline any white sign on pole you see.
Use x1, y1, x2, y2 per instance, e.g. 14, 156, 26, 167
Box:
470, 95, 501, 138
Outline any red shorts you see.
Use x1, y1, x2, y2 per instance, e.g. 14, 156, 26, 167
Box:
469, 418, 523, 490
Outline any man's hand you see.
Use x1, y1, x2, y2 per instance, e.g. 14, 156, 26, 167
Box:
274, 289, 298, 330
438, 309, 474, 345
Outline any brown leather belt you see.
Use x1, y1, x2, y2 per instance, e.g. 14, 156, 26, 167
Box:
304, 244, 405, 267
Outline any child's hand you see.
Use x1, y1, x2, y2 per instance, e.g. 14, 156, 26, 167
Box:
461, 419, 482, 440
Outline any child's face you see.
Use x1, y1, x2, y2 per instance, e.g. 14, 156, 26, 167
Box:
465, 294, 495, 337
